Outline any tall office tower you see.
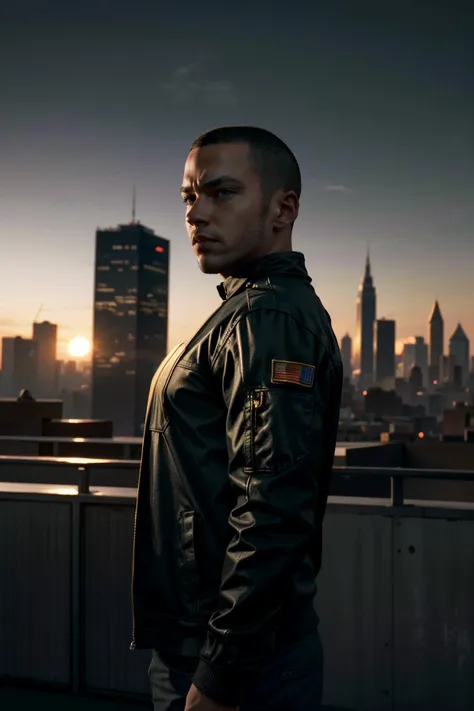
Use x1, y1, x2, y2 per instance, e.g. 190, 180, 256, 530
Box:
449, 324, 470, 387
92, 216, 169, 436
375, 318, 396, 387
354, 251, 376, 389
33, 321, 58, 397
428, 301, 444, 384
414, 336, 428, 387
409, 365, 423, 400
402, 343, 416, 380
0, 337, 38, 397
440, 354, 456, 383
340, 334, 352, 381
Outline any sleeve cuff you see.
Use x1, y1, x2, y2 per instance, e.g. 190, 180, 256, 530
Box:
192, 657, 241, 707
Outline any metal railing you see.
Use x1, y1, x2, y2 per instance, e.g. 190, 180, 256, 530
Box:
2, 454, 474, 507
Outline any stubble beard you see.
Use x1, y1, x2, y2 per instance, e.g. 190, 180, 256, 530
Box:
197, 208, 269, 276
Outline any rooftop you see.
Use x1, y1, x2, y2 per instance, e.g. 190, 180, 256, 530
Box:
1, 451, 473, 710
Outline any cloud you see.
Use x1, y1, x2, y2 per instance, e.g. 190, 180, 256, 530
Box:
0, 318, 28, 332
203, 80, 238, 107
324, 184, 354, 193
0, 319, 29, 338
162, 61, 238, 107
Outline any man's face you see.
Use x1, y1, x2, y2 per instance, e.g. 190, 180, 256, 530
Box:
181, 142, 271, 276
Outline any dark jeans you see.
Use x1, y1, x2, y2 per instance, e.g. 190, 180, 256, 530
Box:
148, 627, 323, 710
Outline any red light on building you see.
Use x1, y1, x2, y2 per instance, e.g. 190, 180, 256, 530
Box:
155, 246, 165, 253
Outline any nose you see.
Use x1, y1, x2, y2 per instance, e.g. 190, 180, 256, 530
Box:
186, 196, 211, 228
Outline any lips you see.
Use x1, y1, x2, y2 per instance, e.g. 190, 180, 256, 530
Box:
192, 234, 215, 246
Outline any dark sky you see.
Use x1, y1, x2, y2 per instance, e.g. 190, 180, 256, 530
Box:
1, 0, 473, 358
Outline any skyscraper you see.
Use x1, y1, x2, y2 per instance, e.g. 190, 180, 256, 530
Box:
33, 321, 58, 397
440, 355, 457, 384
402, 343, 416, 380
428, 301, 444, 383
375, 318, 396, 387
0, 337, 38, 397
409, 366, 423, 401
414, 336, 428, 387
340, 334, 352, 381
91, 218, 169, 436
354, 251, 376, 389
449, 324, 470, 387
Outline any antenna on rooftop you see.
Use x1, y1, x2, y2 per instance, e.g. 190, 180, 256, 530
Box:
131, 184, 136, 224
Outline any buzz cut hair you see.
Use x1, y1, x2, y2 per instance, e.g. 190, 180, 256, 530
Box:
190, 125, 302, 202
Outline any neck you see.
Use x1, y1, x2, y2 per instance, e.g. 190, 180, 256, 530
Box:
220, 246, 294, 279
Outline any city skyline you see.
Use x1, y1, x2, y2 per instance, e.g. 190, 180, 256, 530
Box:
0, 243, 471, 369
1, 2, 473, 361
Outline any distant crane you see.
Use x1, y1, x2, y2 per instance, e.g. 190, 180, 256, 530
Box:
33, 304, 44, 324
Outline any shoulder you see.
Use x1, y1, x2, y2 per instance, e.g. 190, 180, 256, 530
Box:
212, 279, 341, 375
243, 276, 341, 364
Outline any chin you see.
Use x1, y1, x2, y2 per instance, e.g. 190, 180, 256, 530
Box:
196, 254, 228, 275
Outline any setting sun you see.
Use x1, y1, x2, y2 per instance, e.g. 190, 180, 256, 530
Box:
68, 336, 91, 358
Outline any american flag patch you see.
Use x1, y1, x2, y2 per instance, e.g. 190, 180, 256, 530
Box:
271, 360, 315, 388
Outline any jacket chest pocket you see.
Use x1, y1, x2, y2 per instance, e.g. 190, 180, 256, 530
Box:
148, 343, 186, 432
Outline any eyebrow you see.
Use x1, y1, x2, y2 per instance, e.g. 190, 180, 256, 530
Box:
179, 175, 244, 195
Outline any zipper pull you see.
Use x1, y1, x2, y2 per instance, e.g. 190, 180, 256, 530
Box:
129, 641, 136, 651
252, 390, 264, 433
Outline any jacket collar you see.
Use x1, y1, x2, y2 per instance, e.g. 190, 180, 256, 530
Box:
216, 251, 310, 301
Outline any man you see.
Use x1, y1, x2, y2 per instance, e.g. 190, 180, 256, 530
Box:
130, 126, 342, 711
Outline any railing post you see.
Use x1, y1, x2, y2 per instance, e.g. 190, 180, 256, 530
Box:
391, 475, 404, 506
71, 498, 82, 693
72, 465, 89, 692
77, 466, 90, 494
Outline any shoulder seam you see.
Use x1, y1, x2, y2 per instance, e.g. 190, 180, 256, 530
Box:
210, 307, 333, 370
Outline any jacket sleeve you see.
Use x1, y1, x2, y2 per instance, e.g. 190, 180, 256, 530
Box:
192, 308, 340, 706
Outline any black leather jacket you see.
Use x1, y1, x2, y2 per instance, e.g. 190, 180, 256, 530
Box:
130, 251, 342, 706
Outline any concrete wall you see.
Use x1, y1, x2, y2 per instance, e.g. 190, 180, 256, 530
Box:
403, 442, 474, 470
1, 492, 474, 710
0, 499, 71, 684
345, 442, 403, 467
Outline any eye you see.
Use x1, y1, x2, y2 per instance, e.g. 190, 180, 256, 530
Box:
181, 195, 195, 205
216, 188, 234, 198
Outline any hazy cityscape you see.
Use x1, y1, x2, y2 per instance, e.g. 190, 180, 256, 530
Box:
1, 212, 472, 441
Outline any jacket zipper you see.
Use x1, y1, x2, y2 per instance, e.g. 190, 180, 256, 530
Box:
130, 343, 187, 651
250, 390, 264, 471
